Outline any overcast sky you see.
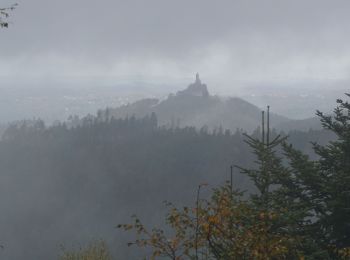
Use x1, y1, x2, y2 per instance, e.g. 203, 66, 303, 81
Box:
1, 0, 350, 92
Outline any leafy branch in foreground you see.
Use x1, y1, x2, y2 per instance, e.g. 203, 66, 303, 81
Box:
118, 183, 304, 260
0, 3, 17, 28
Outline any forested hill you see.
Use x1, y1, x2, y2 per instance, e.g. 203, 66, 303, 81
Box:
104, 75, 321, 132
0, 115, 332, 259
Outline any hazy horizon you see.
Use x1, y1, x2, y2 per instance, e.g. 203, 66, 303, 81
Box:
1, 2, 350, 259
2, 0, 350, 93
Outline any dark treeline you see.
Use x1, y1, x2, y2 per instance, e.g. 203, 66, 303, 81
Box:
0, 113, 333, 259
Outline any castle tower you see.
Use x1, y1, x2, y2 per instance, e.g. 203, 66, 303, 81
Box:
195, 73, 201, 84
175, 73, 209, 98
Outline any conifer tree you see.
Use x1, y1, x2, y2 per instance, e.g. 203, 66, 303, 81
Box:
119, 97, 350, 259
237, 107, 319, 259
283, 94, 350, 257
119, 108, 313, 259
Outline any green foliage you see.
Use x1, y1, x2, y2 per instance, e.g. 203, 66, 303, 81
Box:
283, 93, 350, 257
59, 240, 112, 260
237, 133, 318, 259
0, 111, 335, 258
119, 184, 305, 259
314, 94, 350, 248
118, 127, 309, 259
119, 95, 350, 259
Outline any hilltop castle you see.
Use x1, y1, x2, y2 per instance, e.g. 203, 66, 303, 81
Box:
176, 73, 210, 98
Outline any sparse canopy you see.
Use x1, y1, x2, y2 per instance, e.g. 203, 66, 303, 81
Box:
0, 4, 17, 28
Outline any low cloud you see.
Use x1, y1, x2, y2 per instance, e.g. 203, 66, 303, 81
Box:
2, 0, 350, 89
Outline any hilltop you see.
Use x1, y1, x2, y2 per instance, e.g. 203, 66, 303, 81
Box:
106, 74, 320, 132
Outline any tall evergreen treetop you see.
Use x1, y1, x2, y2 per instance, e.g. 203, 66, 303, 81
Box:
314, 94, 350, 248
282, 94, 350, 257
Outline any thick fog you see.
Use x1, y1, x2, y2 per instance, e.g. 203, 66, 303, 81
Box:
0, 1, 349, 259
2, 0, 350, 89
